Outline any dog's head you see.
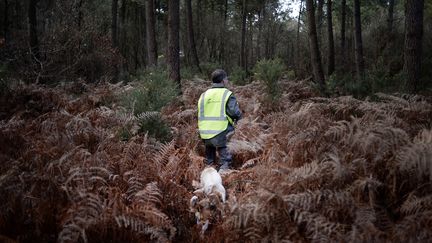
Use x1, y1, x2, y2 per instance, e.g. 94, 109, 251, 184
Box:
190, 190, 225, 234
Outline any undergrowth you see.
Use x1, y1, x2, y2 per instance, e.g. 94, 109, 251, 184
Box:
0, 75, 431, 242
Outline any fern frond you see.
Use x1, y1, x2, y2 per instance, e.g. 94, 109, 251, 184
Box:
136, 111, 160, 121
393, 211, 432, 242
397, 143, 432, 181
125, 176, 146, 201
414, 129, 432, 144
114, 214, 173, 242
153, 140, 176, 169
400, 194, 432, 216
134, 182, 162, 206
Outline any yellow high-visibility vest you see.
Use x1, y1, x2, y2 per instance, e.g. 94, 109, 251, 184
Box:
197, 88, 233, 139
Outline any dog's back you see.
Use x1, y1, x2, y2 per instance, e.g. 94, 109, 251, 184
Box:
199, 167, 226, 202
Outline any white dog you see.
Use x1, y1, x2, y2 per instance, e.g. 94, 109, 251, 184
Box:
195, 167, 226, 202
190, 167, 227, 234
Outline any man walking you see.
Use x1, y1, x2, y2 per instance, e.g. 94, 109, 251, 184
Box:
197, 69, 242, 171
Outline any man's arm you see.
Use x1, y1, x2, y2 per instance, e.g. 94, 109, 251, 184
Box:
226, 95, 242, 122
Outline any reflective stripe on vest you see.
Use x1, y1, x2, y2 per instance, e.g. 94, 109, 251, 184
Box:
198, 88, 233, 139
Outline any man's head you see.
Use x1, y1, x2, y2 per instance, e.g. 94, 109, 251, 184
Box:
211, 69, 228, 84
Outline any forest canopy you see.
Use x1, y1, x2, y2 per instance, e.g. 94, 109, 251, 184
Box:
0, 0, 431, 94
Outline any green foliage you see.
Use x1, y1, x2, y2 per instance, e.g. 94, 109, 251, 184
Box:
327, 68, 409, 98
181, 66, 201, 80
253, 58, 285, 103
117, 126, 133, 141
121, 68, 178, 115
229, 67, 248, 85
284, 70, 296, 80
327, 73, 371, 98
200, 62, 221, 78
119, 69, 176, 142
137, 113, 172, 143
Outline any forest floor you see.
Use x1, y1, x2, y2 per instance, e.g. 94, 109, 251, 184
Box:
1, 77, 432, 242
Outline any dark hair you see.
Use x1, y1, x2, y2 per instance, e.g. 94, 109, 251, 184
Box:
211, 69, 227, 83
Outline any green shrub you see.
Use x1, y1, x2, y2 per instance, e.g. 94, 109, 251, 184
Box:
229, 67, 248, 85
253, 58, 285, 103
327, 73, 371, 98
285, 70, 296, 80
119, 68, 176, 142
117, 126, 133, 141
200, 62, 221, 78
137, 112, 172, 143
181, 66, 201, 80
327, 61, 409, 98
122, 68, 178, 115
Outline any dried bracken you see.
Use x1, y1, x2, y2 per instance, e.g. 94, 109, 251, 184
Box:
0, 78, 431, 242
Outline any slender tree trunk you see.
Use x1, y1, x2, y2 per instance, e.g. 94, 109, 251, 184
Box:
340, 0, 346, 64
327, 0, 335, 75
145, 0, 157, 66
220, 0, 228, 65
3, 0, 8, 39
186, 0, 200, 72
196, 0, 202, 51
404, 0, 424, 92
167, 0, 181, 90
257, 9, 262, 60
353, 0, 365, 79
119, 0, 127, 72
316, 0, 324, 45
247, 14, 253, 66
76, 0, 83, 29
240, 0, 247, 72
387, 0, 395, 33
306, 0, 325, 91
28, 0, 39, 59
111, 0, 118, 47
296, 0, 303, 77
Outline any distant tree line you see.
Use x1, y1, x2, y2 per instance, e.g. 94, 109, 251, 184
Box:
0, 0, 430, 93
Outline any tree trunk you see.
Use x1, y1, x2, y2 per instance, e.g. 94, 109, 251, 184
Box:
167, 0, 181, 90
145, 0, 157, 66
3, 0, 8, 39
119, 0, 128, 72
387, 0, 395, 33
111, 0, 118, 47
296, 0, 303, 77
28, 0, 39, 59
76, 0, 83, 29
316, 0, 324, 45
186, 0, 200, 72
404, 0, 424, 92
306, 0, 325, 91
240, 0, 247, 72
353, 0, 365, 79
327, 0, 335, 75
256, 8, 262, 60
247, 13, 253, 66
340, 0, 346, 64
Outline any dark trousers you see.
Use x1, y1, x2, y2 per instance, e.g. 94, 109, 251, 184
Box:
203, 125, 234, 168
205, 145, 232, 167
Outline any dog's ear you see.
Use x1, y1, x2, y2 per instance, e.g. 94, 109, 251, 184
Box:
208, 192, 220, 204
212, 184, 226, 203
190, 195, 199, 209
193, 188, 205, 198
198, 198, 210, 208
